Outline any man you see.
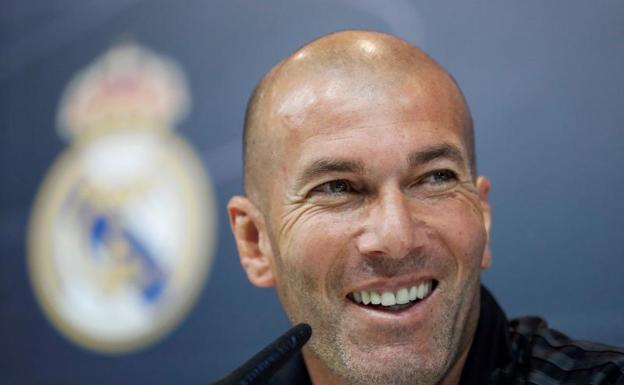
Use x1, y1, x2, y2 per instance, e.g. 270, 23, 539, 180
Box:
226, 30, 624, 385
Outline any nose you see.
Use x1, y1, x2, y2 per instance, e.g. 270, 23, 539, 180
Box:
356, 186, 425, 259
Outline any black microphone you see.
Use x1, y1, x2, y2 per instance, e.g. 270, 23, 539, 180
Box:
210, 323, 312, 385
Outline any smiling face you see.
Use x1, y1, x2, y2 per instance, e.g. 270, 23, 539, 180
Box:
229, 31, 491, 385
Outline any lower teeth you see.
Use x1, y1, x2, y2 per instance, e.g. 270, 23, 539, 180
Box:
386, 302, 415, 311
365, 300, 418, 311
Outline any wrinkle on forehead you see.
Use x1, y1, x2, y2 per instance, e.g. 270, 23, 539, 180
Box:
275, 81, 467, 150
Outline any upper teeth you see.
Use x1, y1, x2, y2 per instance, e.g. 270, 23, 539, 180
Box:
351, 280, 433, 307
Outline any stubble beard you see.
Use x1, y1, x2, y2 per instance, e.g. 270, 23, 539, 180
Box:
275, 260, 480, 385
306, 292, 466, 385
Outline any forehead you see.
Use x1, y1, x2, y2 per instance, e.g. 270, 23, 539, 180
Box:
269, 72, 469, 161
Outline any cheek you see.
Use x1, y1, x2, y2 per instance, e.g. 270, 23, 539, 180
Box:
426, 194, 487, 268
273, 217, 351, 324
280, 214, 353, 291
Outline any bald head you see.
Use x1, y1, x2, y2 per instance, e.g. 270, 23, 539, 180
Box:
243, 30, 475, 208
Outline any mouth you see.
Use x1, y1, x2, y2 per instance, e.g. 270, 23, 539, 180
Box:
347, 279, 438, 312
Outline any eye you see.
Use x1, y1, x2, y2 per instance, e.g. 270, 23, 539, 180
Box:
423, 170, 457, 185
311, 179, 354, 195
420, 169, 458, 188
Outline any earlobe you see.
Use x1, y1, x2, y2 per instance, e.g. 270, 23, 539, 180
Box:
476, 176, 492, 270
227, 196, 276, 287
481, 246, 492, 270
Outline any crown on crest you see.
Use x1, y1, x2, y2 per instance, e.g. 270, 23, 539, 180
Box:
57, 42, 189, 142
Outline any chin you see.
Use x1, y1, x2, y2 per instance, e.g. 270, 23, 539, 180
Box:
339, 354, 448, 385
310, 327, 455, 385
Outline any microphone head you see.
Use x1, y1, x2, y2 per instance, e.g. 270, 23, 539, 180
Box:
287, 323, 312, 347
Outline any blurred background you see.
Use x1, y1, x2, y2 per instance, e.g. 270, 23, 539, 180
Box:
1, 1, 623, 384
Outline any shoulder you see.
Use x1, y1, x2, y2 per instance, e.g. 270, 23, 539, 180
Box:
508, 316, 624, 384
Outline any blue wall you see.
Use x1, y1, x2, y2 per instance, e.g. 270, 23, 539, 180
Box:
1, 1, 623, 384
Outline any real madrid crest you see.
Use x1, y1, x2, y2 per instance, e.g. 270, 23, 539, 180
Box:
28, 43, 217, 353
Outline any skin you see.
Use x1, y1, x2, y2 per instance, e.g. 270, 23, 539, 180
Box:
228, 31, 492, 385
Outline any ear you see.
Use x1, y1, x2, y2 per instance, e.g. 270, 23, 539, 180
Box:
476, 176, 492, 270
227, 195, 276, 287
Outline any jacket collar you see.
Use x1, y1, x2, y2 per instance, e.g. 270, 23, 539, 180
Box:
459, 286, 514, 385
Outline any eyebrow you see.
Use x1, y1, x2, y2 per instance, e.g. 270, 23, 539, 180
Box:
295, 143, 467, 188
296, 158, 365, 187
407, 144, 466, 169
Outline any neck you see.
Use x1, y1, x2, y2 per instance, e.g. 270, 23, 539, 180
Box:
437, 344, 471, 385
302, 347, 342, 385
